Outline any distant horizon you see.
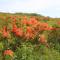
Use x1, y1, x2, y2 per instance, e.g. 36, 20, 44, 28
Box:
0, 0, 60, 18
0, 11, 60, 18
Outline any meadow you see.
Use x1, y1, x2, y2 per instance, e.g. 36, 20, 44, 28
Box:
0, 13, 60, 60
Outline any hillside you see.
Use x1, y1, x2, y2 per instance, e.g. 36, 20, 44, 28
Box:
0, 12, 60, 60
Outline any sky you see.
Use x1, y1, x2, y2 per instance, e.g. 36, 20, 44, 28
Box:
0, 0, 60, 18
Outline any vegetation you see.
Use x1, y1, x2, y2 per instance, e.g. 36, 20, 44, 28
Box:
0, 12, 60, 60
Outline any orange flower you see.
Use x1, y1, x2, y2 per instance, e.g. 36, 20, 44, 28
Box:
4, 49, 14, 57
13, 19, 16, 23
38, 34, 47, 44
21, 16, 29, 25
39, 34, 49, 47
3, 31, 9, 38
26, 26, 33, 33
49, 27, 56, 30
15, 28, 23, 37
47, 26, 55, 30
25, 26, 34, 39
32, 22, 42, 31
12, 24, 23, 37
29, 17, 38, 25
2, 26, 9, 38
3, 26, 7, 31
41, 23, 49, 30
25, 32, 34, 39
23, 16, 27, 20
22, 19, 28, 25
12, 24, 17, 33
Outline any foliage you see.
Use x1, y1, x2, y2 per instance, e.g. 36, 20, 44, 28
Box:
0, 13, 60, 60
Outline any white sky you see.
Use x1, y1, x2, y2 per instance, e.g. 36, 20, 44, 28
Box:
0, 0, 60, 17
